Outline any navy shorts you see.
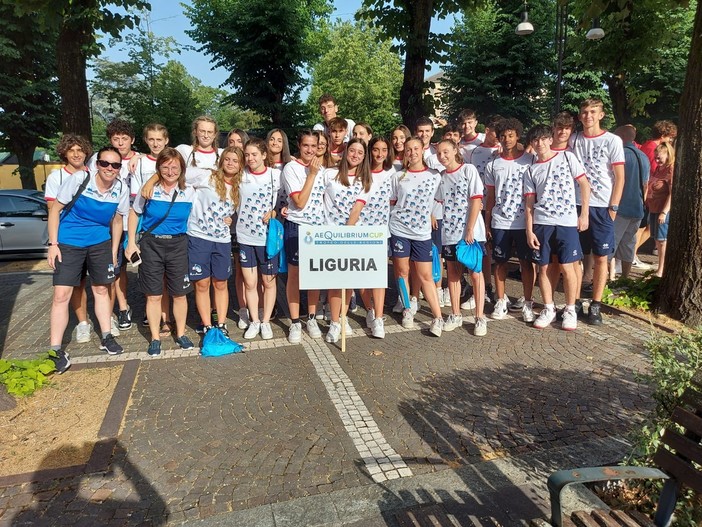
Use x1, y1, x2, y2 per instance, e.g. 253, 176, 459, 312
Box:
532, 225, 582, 265
443, 242, 486, 264
649, 212, 669, 241
52, 240, 116, 287
138, 234, 192, 296
239, 243, 279, 275
284, 220, 301, 266
188, 236, 232, 281
491, 228, 530, 263
390, 235, 433, 262
431, 219, 443, 251
581, 206, 615, 256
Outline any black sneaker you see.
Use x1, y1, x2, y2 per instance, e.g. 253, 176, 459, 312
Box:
175, 335, 194, 350
587, 302, 603, 326
48, 349, 71, 374
217, 323, 229, 337
142, 314, 149, 326
147, 340, 161, 356
557, 300, 583, 322
349, 291, 358, 313
100, 334, 124, 355
117, 306, 132, 330
195, 323, 207, 335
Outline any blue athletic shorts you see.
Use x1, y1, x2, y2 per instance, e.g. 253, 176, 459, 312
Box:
443, 242, 486, 263
239, 243, 279, 275
188, 235, 232, 281
583, 206, 615, 256
532, 225, 582, 265
491, 228, 530, 263
390, 235, 433, 262
284, 220, 301, 266
431, 219, 443, 251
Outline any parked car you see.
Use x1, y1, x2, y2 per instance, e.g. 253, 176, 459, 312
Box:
0, 189, 48, 257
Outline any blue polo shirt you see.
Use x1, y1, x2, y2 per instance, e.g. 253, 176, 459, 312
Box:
132, 183, 195, 236
56, 171, 129, 248
620, 142, 650, 219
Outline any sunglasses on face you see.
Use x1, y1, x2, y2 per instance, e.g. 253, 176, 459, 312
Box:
97, 159, 122, 170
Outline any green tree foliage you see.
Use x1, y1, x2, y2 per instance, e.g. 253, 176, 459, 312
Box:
185, 0, 332, 127
307, 21, 403, 136
0, 4, 60, 189
569, 0, 693, 126
442, 0, 556, 127
358, 0, 477, 126
6, 0, 150, 139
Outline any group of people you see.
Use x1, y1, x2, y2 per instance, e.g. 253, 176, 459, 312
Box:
43, 93, 674, 374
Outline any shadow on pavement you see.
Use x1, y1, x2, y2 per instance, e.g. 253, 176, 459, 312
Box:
0, 273, 42, 359
10, 440, 168, 526
376, 360, 650, 525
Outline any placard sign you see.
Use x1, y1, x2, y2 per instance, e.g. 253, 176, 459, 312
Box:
298, 225, 388, 290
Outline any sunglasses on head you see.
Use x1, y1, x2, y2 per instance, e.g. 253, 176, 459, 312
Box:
97, 159, 122, 170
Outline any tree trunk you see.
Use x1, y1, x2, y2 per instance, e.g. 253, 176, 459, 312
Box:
606, 75, 631, 126
11, 143, 38, 190
56, 24, 92, 139
655, 0, 702, 326
399, 0, 433, 128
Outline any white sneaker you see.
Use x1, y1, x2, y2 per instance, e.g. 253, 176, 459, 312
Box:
614, 260, 622, 275
632, 257, 652, 270
315, 305, 325, 320
491, 298, 509, 320
306, 317, 322, 338
260, 322, 273, 340
288, 321, 302, 344
75, 321, 91, 343
419, 290, 424, 300
366, 308, 375, 329
409, 296, 418, 316
460, 295, 476, 310
392, 296, 404, 313
533, 308, 556, 329
443, 288, 450, 306
437, 287, 445, 308
474, 317, 487, 336
342, 318, 353, 336
429, 317, 444, 337
238, 308, 250, 329
371, 318, 385, 339
401, 309, 414, 328
244, 321, 261, 339
509, 296, 525, 312
324, 303, 331, 321
110, 317, 120, 337
444, 313, 463, 332
325, 321, 341, 343
561, 309, 578, 331
522, 301, 535, 323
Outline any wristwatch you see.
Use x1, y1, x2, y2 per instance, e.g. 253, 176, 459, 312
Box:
609, 205, 619, 212
47, 242, 59, 246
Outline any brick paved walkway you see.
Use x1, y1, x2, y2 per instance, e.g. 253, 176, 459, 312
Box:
0, 267, 657, 526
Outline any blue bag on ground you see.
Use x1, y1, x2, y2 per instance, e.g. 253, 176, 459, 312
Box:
266, 218, 284, 259
431, 243, 441, 283
456, 240, 483, 273
200, 327, 244, 357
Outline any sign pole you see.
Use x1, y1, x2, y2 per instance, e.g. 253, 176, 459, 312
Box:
341, 288, 346, 353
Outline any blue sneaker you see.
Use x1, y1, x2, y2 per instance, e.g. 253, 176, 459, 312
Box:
147, 340, 161, 356
48, 349, 71, 374
100, 334, 123, 355
175, 335, 194, 350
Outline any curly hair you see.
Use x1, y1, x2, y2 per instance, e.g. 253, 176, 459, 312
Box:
106, 119, 135, 139
56, 134, 92, 164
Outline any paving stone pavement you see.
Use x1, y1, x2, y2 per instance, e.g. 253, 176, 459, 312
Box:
0, 267, 661, 526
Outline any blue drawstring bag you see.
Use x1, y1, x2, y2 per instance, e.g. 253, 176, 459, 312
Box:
431, 243, 441, 283
266, 217, 284, 259
278, 246, 288, 274
200, 327, 244, 357
456, 239, 483, 273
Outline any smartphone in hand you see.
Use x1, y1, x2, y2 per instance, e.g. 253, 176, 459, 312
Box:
129, 251, 142, 267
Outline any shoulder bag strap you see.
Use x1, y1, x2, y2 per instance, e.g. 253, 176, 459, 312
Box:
141, 188, 179, 237
60, 172, 91, 217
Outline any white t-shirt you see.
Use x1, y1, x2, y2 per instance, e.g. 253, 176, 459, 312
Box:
45, 167, 85, 202
186, 170, 236, 243
130, 155, 158, 197
236, 167, 281, 247
524, 151, 586, 227
176, 145, 223, 188
282, 160, 326, 226
388, 167, 441, 241
569, 131, 625, 208
440, 164, 486, 245
460, 133, 485, 162
358, 168, 394, 229
483, 151, 535, 230
468, 144, 500, 180
323, 169, 370, 226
